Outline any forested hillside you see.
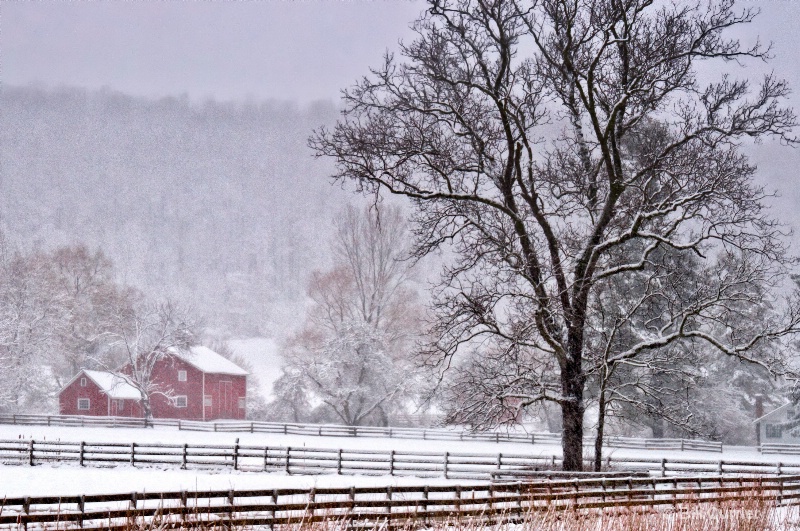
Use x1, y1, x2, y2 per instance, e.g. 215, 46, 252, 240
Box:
0, 86, 351, 336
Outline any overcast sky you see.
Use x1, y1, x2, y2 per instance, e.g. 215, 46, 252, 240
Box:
2, 1, 425, 103
3, 0, 800, 237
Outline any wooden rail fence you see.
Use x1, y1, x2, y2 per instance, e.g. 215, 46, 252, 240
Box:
0, 414, 723, 452
2, 475, 800, 530
0, 438, 795, 480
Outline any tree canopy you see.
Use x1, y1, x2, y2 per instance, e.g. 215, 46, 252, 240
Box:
312, 0, 800, 470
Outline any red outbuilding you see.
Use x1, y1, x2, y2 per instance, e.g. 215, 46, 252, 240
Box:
58, 346, 248, 420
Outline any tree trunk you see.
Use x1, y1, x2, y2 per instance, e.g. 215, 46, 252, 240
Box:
561, 355, 585, 471
141, 397, 154, 428
594, 388, 606, 472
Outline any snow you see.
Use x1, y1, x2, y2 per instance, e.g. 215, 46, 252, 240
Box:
174, 346, 249, 376
4, 423, 800, 497
81, 370, 141, 399
228, 337, 283, 398
0, 464, 459, 497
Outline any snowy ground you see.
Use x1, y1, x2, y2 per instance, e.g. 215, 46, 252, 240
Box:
2, 423, 800, 497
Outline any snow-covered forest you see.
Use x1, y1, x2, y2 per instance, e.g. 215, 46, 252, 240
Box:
0, 86, 345, 336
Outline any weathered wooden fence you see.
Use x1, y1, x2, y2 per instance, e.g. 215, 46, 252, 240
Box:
0, 438, 794, 479
2, 475, 800, 530
0, 414, 723, 452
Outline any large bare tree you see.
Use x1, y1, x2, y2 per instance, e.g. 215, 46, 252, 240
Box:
277, 205, 424, 426
312, 0, 800, 469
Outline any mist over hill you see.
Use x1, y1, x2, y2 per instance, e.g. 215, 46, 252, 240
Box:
0, 85, 354, 338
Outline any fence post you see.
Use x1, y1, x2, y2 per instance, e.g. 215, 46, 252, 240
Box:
423, 486, 429, 525
778, 462, 783, 475
718, 460, 724, 475
337, 449, 343, 475
661, 458, 666, 477
285, 447, 291, 475
80, 441, 85, 467
386, 486, 392, 518
251, 422, 254, 434
423, 429, 426, 440
182, 443, 188, 469
131, 442, 136, 466
233, 438, 240, 470
443, 452, 449, 479
680, 439, 685, 452
497, 453, 502, 470
389, 450, 395, 476
309, 488, 316, 519
78, 495, 85, 527
284, 424, 287, 435
47, 416, 51, 427
181, 491, 187, 524
531, 434, 535, 445
271, 489, 278, 524
28, 439, 34, 466
264, 446, 269, 471
455, 485, 461, 516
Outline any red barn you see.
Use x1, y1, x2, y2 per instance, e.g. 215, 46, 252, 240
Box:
59, 346, 248, 420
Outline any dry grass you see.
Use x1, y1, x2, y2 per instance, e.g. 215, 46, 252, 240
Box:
121, 497, 800, 531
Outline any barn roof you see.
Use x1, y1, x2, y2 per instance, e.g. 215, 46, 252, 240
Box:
171, 346, 249, 376
82, 370, 141, 400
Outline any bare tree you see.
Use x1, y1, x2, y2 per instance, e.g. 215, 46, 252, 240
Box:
107, 300, 197, 422
312, 0, 800, 469
276, 205, 424, 426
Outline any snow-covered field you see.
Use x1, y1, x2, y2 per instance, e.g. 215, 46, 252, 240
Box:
2, 423, 799, 497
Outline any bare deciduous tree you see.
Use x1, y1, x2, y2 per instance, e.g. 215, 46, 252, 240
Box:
108, 300, 197, 422
312, 0, 800, 469
276, 205, 424, 426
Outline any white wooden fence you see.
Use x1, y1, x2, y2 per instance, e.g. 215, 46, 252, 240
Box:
0, 414, 723, 452
0, 438, 793, 479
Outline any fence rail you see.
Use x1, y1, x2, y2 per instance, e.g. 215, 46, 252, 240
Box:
0, 438, 794, 480
0, 414, 723, 452
1, 475, 799, 530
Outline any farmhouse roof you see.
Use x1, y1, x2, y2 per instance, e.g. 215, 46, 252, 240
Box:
82, 370, 141, 400
171, 346, 249, 376
754, 402, 792, 424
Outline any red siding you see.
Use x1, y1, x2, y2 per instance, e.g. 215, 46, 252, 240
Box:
202, 372, 247, 420
58, 355, 247, 421
59, 373, 110, 417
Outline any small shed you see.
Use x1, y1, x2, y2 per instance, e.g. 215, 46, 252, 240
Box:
755, 402, 800, 445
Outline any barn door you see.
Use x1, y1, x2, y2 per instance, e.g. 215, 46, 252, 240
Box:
219, 381, 233, 419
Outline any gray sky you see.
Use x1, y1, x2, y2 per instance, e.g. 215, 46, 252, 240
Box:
3, 0, 800, 235
2, 1, 425, 103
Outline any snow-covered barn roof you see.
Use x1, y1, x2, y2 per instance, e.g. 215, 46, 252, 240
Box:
171, 346, 249, 376
82, 370, 141, 400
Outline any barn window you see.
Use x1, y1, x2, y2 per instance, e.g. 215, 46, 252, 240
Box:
77, 398, 90, 410
174, 395, 188, 408
117, 399, 125, 412
178, 370, 187, 382
204, 395, 212, 407
80, 377, 87, 387
238, 397, 246, 409
766, 424, 783, 439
